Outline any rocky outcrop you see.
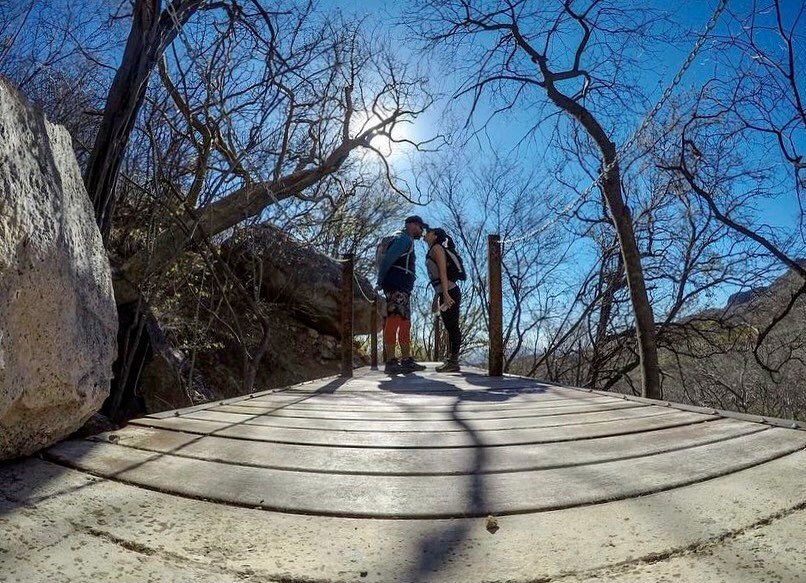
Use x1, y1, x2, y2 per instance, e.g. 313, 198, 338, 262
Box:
120, 226, 381, 417
225, 225, 382, 337
195, 308, 369, 400
0, 78, 117, 459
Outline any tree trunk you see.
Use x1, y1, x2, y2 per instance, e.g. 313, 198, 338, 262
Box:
540, 81, 661, 399
84, 0, 160, 241
84, 0, 203, 242
598, 154, 660, 398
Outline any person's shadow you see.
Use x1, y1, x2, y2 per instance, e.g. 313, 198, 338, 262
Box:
378, 371, 548, 581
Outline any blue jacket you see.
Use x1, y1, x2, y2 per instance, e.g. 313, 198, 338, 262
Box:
377, 232, 416, 293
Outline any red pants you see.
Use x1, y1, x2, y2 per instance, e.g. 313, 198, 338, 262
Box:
383, 315, 411, 346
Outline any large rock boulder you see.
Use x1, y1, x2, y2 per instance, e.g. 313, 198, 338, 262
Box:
226, 225, 383, 337
0, 78, 117, 459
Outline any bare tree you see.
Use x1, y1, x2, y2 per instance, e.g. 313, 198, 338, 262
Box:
96, 7, 431, 411
409, 0, 666, 396
1, 1, 435, 414
417, 151, 570, 369
111, 9, 432, 303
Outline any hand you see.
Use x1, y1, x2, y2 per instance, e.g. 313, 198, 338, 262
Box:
442, 292, 455, 309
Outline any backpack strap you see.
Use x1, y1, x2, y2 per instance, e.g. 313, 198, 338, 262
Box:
426, 253, 440, 286
444, 248, 462, 274
431, 244, 462, 275
427, 243, 457, 286
390, 237, 414, 274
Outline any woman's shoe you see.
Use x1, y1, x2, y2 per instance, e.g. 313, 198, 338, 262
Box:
435, 359, 460, 373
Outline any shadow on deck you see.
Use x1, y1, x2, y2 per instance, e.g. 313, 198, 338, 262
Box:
2, 366, 805, 583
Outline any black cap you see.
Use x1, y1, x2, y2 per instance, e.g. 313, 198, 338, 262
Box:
405, 215, 428, 230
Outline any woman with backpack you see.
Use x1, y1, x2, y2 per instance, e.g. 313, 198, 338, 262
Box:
425, 228, 464, 373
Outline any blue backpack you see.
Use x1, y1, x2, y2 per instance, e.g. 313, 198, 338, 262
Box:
375, 232, 414, 280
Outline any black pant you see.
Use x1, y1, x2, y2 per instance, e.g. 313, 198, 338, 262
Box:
440, 286, 462, 359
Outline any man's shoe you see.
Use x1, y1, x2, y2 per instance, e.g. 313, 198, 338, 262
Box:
400, 357, 426, 372
435, 359, 460, 373
384, 358, 404, 374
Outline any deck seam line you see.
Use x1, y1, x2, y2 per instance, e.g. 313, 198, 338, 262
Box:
84, 425, 770, 477
40, 443, 806, 520
122, 415, 713, 448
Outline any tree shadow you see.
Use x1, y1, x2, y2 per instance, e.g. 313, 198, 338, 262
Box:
377, 372, 540, 581
378, 370, 551, 397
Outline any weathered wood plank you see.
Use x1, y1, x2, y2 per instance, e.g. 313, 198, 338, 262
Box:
207, 399, 638, 420
129, 410, 711, 447
92, 418, 765, 475
46, 428, 806, 518
176, 403, 662, 432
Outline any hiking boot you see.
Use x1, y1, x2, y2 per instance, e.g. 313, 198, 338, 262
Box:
435, 359, 460, 373
400, 357, 426, 372
384, 358, 405, 374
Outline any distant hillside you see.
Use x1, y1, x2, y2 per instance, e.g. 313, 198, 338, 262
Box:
513, 260, 806, 421
687, 259, 806, 327
659, 260, 806, 421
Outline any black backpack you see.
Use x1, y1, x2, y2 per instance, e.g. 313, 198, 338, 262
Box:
445, 247, 467, 282
429, 241, 467, 284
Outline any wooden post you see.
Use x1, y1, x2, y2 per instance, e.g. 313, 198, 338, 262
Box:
340, 253, 354, 377
381, 315, 387, 364
434, 315, 442, 362
488, 234, 504, 376
370, 297, 378, 370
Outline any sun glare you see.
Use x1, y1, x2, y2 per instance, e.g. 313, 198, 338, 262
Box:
353, 111, 411, 159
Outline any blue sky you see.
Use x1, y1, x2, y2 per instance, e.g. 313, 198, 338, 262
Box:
314, 0, 805, 320
14, 0, 802, 316
322, 0, 802, 235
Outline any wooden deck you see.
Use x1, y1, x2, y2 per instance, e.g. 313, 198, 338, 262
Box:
2, 367, 805, 582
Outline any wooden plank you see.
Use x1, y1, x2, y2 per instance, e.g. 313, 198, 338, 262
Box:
235, 393, 622, 414
144, 382, 585, 419
217, 392, 619, 405
46, 428, 806, 518
129, 410, 713, 447
96, 418, 766, 475
177, 403, 662, 433
207, 399, 639, 421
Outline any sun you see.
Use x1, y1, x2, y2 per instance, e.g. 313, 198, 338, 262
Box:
352, 110, 411, 159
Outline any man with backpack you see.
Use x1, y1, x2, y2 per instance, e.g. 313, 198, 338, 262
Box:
376, 215, 428, 374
